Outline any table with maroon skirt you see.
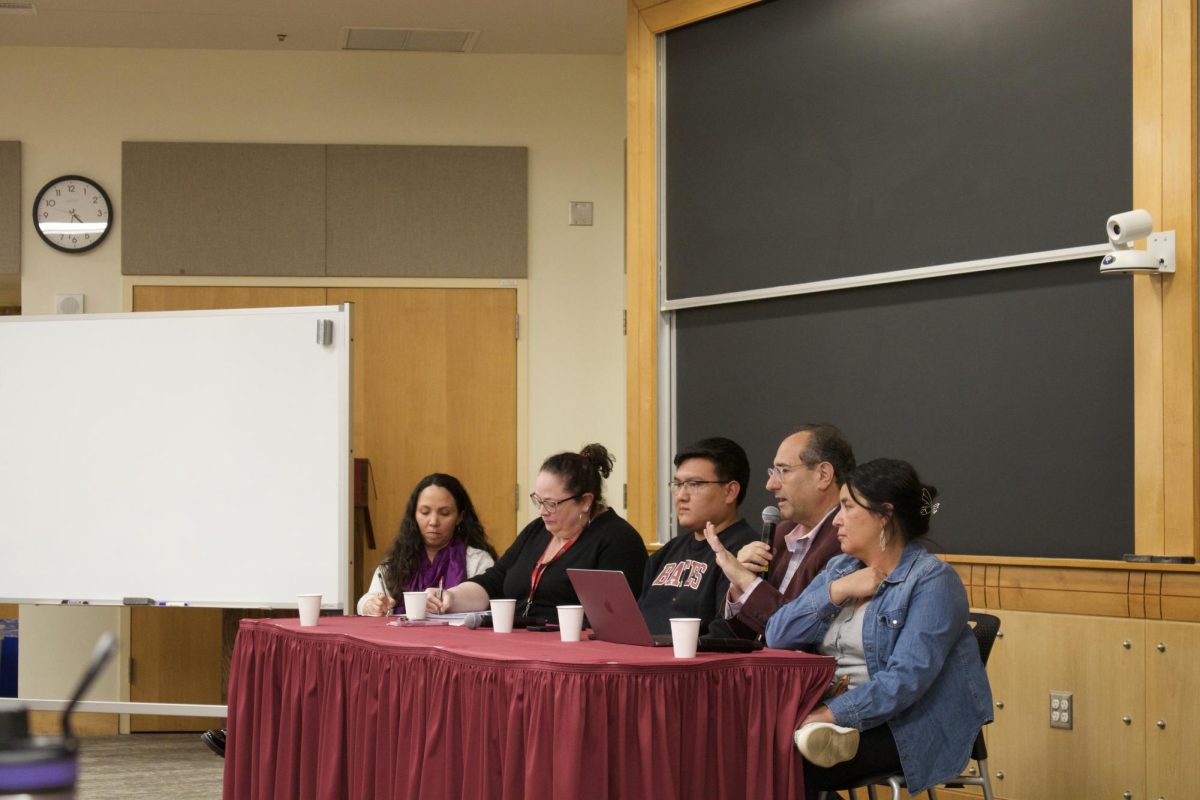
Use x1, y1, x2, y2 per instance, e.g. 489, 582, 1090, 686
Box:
223, 617, 834, 800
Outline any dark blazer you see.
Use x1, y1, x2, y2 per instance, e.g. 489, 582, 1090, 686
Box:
724, 508, 842, 639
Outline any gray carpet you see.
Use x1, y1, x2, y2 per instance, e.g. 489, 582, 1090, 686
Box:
76, 734, 224, 799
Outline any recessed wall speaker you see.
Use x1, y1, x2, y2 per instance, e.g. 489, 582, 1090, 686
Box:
55, 293, 84, 315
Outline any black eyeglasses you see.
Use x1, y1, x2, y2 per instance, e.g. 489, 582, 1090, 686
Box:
529, 493, 581, 512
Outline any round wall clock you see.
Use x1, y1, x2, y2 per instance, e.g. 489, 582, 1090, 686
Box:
32, 175, 113, 253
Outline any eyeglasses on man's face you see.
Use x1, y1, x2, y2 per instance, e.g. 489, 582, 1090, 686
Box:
667, 479, 729, 494
766, 462, 812, 481
529, 492, 581, 513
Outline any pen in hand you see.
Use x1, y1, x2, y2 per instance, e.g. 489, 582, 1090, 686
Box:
379, 570, 393, 617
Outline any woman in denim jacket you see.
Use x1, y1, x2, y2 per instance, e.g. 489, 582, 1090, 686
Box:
764, 459, 992, 796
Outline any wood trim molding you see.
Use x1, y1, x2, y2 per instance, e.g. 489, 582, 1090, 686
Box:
1158, 0, 1199, 558
946, 555, 1200, 622
625, 0, 660, 540
639, 0, 762, 34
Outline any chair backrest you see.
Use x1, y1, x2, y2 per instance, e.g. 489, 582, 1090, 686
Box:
967, 612, 1001, 666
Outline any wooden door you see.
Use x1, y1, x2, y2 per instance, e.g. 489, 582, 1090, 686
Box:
328, 287, 518, 598
128, 284, 517, 731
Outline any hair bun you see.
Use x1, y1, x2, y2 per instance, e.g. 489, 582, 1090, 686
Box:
580, 443, 614, 479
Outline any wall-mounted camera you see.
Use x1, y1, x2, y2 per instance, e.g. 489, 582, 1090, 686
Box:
1100, 209, 1175, 275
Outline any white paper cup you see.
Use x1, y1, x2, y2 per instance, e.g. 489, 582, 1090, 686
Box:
490, 598, 517, 633
670, 617, 701, 658
557, 605, 584, 642
403, 591, 428, 620
298, 594, 322, 627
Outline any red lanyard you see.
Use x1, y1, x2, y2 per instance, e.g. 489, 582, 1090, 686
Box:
525, 533, 578, 616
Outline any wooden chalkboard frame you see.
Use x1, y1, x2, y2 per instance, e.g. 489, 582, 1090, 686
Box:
658, 0, 1135, 559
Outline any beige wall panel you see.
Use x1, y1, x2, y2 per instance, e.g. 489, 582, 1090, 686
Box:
987, 610, 1145, 800
326, 145, 527, 279
122, 142, 326, 277
1145, 619, 1200, 798
0, 142, 18, 275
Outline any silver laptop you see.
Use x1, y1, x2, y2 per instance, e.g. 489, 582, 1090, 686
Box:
567, 568, 672, 647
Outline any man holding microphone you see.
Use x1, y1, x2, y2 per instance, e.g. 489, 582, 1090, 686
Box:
706, 424, 855, 639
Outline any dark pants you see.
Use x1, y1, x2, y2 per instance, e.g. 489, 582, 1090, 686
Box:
803, 724, 902, 797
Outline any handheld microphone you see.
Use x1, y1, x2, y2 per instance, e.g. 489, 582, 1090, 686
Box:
760, 506, 780, 575
462, 611, 492, 630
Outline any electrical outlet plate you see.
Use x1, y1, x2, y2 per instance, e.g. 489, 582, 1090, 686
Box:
1050, 690, 1073, 729
568, 201, 593, 226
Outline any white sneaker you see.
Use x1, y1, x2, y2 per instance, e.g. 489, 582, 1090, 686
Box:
793, 722, 860, 767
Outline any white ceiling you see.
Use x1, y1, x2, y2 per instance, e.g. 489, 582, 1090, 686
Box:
0, 0, 626, 55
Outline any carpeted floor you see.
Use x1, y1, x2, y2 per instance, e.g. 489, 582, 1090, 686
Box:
76, 733, 225, 799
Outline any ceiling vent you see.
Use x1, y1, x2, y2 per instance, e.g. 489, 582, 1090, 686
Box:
340, 27, 479, 53
0, 2, 36, 15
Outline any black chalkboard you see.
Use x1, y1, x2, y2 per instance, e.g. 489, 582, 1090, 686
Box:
675, 260, 1133, 559
664, 0, 1134, 558
665, 0, 1131, 300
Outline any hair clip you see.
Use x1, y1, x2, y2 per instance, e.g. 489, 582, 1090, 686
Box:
920, 487, 940, 516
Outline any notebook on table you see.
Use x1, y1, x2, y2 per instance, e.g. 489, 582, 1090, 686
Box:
567, 568, 673, 646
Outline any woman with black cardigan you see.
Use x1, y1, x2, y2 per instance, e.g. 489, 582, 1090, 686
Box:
430, 443, 647, 622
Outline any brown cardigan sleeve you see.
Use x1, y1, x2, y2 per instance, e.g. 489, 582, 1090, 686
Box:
726, 516, 843, 638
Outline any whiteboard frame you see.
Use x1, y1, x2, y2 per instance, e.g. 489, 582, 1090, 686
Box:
0, 304, 353, 610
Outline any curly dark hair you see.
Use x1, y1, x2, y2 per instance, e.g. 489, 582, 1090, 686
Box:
378, 473, 498, 595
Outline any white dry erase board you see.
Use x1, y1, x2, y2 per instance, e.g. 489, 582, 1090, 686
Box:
0, 305, 351, 608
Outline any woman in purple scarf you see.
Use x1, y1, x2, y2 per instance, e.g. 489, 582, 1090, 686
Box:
357, 473, 498, 616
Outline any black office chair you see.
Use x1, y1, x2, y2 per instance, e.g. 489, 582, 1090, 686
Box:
816, 612, 1001, 800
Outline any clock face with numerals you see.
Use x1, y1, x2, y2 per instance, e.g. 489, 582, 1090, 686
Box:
32, 175, 113, 253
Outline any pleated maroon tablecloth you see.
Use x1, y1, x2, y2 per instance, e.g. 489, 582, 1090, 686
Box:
223, 617, 833, 800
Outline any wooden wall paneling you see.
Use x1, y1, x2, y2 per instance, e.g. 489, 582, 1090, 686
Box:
1159, 0, 1199, 559
984, 565, 1001, 608
1159, 571, 1200, 620
325, 146, 527, 279
1145, 571, 1163, 619
986, 610, 1146, 799
128, 607, 224, 731
122, 143, 326, 277
996, 587, 1131, 618
1129, 571, 1147, 618
1145, 619, 1200, 797
0, 142, 19, 276
28, 711, 117, 737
